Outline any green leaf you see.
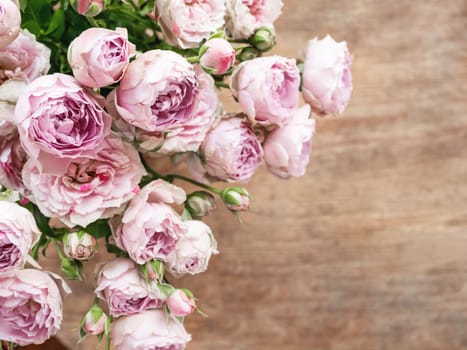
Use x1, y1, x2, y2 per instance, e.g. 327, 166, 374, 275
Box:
83, 220, 112, 239
44, 9, 66, 40
181, 208, 193, 221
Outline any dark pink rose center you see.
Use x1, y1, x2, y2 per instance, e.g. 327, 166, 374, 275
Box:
0, 232, 20, 272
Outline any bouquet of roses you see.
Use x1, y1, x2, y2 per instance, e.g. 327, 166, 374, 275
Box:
0, 0, 353, 348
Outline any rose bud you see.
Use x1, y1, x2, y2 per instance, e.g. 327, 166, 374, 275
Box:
0, 0, 21, 49
139, 259, 165, 283
166, 289, 196, 317
250, 27, 276, 52
80, 304, 109, 337
199, 38, 236, 75
237, 46, 260, 62
71, 0, 104, 17
63, 231, 97, 261
68, 27, 136, 88
302, 34, 353, 116
221, 187, 251, 212
185, 191, 216, 218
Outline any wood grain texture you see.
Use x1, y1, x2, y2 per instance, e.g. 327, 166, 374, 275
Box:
38, 0, 467, 349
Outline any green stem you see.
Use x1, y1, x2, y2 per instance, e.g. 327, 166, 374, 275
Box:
215, 81, 230, 89
187, 56, 199, 63
51, 238, 65, 260
31, 233, 48, 261
165, 174, 223, 195
86, 16, 100, 28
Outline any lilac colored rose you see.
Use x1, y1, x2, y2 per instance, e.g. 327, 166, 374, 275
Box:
0, 201, 40, 272
22, 133, 145, 228
154, 0, 225, 49
166, 289, 196, 317
0, 0, 21, 49
68, 27, 135, 88
113, 179, 187, 264
263, 105, 315, 179
114, 50, 201, 133
302, 35, 353, 115
15, 73, 112, 173
0, 269, 63, 346
200, 38, 236, 75
226, 0, 283, 39
0, 30, 50, 84
166, 220, 218, 277
112, 310, 191, 350
132, 66, 219, 155
230, 56, 300, 127
199, 117, 263, 182
95, 258, 166, 317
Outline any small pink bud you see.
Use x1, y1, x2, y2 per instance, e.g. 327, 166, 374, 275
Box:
166, 289, 196, 317
221, 187, 251, 212
63, 231, 97, 260
199, 38, 236, 75
70, 0, 104, 17
82, 311, 107, 336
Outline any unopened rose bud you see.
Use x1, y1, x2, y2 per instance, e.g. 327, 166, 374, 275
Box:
186, 191, 216, 218
166, 289, 196, 317
238, 46, 260, 62
199, 38, 236, 75
221, 187, 251, 212
250, 27, 276, 52
71, 0, 104, 17
139, 259, 165, 282
81, 304, 109, 337
63, 231, 97, 261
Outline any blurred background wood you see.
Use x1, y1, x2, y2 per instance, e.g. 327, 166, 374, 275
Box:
38, 0, 467, 349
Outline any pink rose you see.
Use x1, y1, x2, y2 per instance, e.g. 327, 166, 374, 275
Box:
166, 289, 196, 317
0, 0, 21, 49
95, 258, 166, 317
230, 56, 300, 127
63, 231, 97, 260
200, 38, 236, 75
15, 73, 112, 173
199, 117, 263, 182
221, 187, 250, 211
0, 30, 50, 84
0, 269, 63, 346
132, 66, 219, 155
114, 50, 202, 133
0, 201, 40, 272
22, 133, 145, 228
70, 0, 104, 17
263, 105, 315, 179
166, 220, 218, 277
226, 0, 283, 39
113, 179, 187, 264
112, 310, 191, 350
0, 124, 27, 193
302, 35, 353, 115
68, 27, 135, 88
154, 0, 225, 49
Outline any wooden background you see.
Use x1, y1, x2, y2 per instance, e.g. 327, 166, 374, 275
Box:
34, 0, 467, 349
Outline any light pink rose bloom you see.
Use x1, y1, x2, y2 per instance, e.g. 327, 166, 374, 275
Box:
226, 0, 283, 39
154, 0, 225, 49
230, 56, 300, 127
0, 0, 21, 49
199, 117, 263, 182
166, 220, 218, 277
22, 133, 145, 228
15, 73, 112, 174
114, 50, 201, 133
113, 179, 187, 264
0, 30, 50, 84
132, 66, 219, 155
200, 38, 236, 75
263, 105, 315, 179
0, 122, 27, 193
302, 35, 353, 116
0, 269, 63, 346
95, 258, 166, 317
0, 201, 40, 272
68, 27, 135, 88
112, 310, 191, 350
71, 0, 104, 17
166, 289, 196, 317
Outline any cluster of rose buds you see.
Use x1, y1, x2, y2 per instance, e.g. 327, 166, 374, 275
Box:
0, 0, 353, 348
